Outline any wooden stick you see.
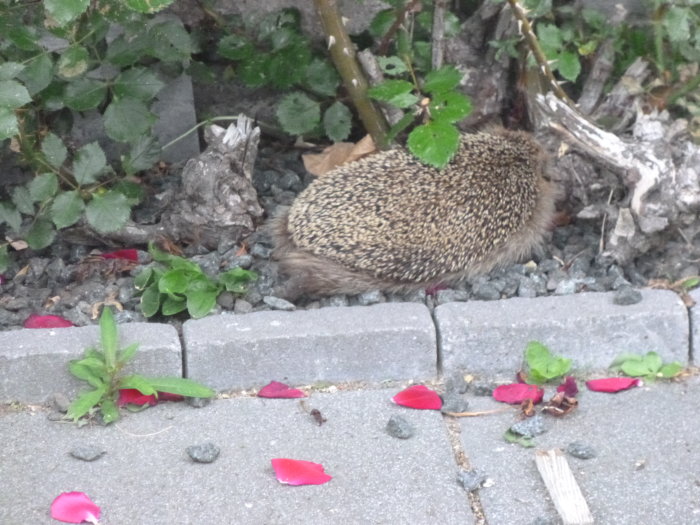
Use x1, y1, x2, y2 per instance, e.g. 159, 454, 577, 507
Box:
535, 449, 594, 525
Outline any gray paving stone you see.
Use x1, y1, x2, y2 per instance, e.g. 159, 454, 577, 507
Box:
459, 377, 700, 524
0, 323, 181, 403
183, 303, 437, 390
689, 288, 700, 365
152, 73, 200, 164
0, 389, 474, 524
435, 290, 689, 379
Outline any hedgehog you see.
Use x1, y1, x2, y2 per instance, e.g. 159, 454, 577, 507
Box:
270, 128, 555, 297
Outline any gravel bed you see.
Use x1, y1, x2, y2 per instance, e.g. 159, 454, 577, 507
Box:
0, 142, 695, 332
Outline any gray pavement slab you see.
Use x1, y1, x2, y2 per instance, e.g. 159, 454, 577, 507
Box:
0, 388, 474, 525
183, 303, 437, 390
459, 376, 700, 524
435, 289, 689, 379
0, 323, 181, 403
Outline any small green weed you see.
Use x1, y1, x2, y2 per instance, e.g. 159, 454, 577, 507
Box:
610, 351, 683, 381
524, 341, 572, 384
134, 244, 257, 319
67, 307, 214, 424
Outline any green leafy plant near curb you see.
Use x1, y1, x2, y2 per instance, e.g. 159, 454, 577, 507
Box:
67, 307, 214, 424
134, 244, 257, 319
611, 351, 683, 381
524, 341, 572, 384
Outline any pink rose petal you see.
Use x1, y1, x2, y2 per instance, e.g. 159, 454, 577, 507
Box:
556, 376, 579, 397
493, 383, 545, 404
50, 492, 101, 524
258, 381, 307, 399
586, 377, 641, 393
392, 385, 443, 410
24, 314, 74, 329
101, 248, 139, 261
117, 389, 184, 407
271, 458, 332, 485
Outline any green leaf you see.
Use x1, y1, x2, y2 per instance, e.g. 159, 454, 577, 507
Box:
148, 19, 194, 62
112, 180, 146, 206
368, 80, 418, 108
0, 202, 21, 232
100, 306, 118, 369
28, 173, 58, 202
620, 351, 663, 377
161, 295, 187, 316
158, 269, 189, 294
187, 289, 217, 318
219, 268, 257, 294
85, 190, 130, 233
122, 135, 161, 175
0, 245, 9, 273
377, 56, 408, 76
369, 9, 395, 38
407, 121, 459, 169
64, 78, 107, 111
556, 51, 581, 83
0, 62, 25, 81
69, 361, 105, 388
26, 218, 56, 250
50, 191, 85, 229
140, 377, 215, 398
504, 429, 535, 448
276, 92, 320, 136
0, 80, 32, 109
429, 92, 472, 123
113, 67, 165, 101
67, 385, 107, 421
238, 55, 270, 87
75, 356, 107, 376
44, 0, 90, 26
100, 398, 120, 423
679, 276, 700, 290
304, 59, 339, 97
119, 374, 157, 395
659, 362, 683, 378
537, 23, 563, 55
123, 0, 175, 13
41, 133, 68, 169
4, 24, 39, 51
73, 142, 107, 184
118, 343, 139, 365
218, 34, 254, 61
0, 107, 18, 140
267, 43, 311, 89
386, 112, 415, 143
422, 66, 462, 94
134, 267, 156, 291
57, 46, 90, 78
11, 186, 34, 215
140, 283, 163, 317
18, 54, 53, 95
104, 98, 156, 143
664, 6, 691, 44
323, 102, 352, 143
525, 341, 572, 383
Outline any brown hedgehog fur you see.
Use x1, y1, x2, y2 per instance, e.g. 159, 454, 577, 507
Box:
270, 129, 556, 298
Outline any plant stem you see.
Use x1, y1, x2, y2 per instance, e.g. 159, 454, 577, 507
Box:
313, 0, 390, 149
431, 0, 447, 70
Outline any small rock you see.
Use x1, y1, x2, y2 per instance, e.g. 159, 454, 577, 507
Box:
471, 380, 496, 396
510, 414, 547, 439
554, 279, 577, 295
435, 289, 469, 304
322, 295, 349, 307
356, 289, 383, 306
386, 415, 415, 439
441, 392, 469, 414
216, 291, 235, 309
233, 299, 253, 314
250, 243, 272, 259
224, 254, 254, 270
613, 285, 642, 305
567, 441, 597, 460
445, 372, 469, 395
278, 169, 302, 191
70, 445, 106, 462
456, 468, 487, 492
472, 282, 501, 301
47, 412, 65, 421
517, 279, 538, 298
187, 442, 220, 463
48, 392, 71, 413
262, 296, 296, 311
187, 397, 211, 408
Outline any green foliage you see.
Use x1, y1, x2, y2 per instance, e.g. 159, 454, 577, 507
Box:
524, 341, 572, 384
0, 0, 196, 271
504, 429, 535, 448
67, 307, 215, 424
134, 244, 257, 319
610, 351, 684, 381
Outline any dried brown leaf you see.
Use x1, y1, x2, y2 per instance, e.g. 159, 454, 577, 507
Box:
302, 135, 376, 177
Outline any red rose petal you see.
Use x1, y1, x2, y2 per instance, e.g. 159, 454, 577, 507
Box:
50, 491, 101, 524
23, 314, 74, 329
586, 377, 641, 393
157, 391, 185, 402
392, 385, 443, 410
102, 248, 138, 261
258, 381, 307, 399
493, 383, 545, 404
271, 458, 332, 486
557, 376, 579, 397
117, 388, 157, 407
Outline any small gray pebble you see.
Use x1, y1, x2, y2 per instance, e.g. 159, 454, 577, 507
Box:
229, 254, 254, 270
356, 289, 383, 306
456, 469, 486, 492
539, 259, 561, 273
510, 414, 547, 439
322, 295, 349, 307
441, 392, 469, 414
386, 415, 415, 439
445, 372, 469, 395
47, 412, 65, 421
435, 289, 469, 304
517, 279, 538, 298
187, 442, 220, 463
216, 291, 235, 309
613, 285, 642, 305
471, 381, 495, 396
567, 441, 597, 459
187, 397, 211, 408
70, 445, 106, 462
262, 296, 296, 311
48, 392, 71, 413
250, 243, 272, 259
554, 279, 577, 295
233, 299, 253, 314
472, 282, 501, 301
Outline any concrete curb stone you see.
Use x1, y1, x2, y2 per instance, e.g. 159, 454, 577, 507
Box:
182, 302, 437, 390
435, 289, 689, 379
0, 323, 181, 403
